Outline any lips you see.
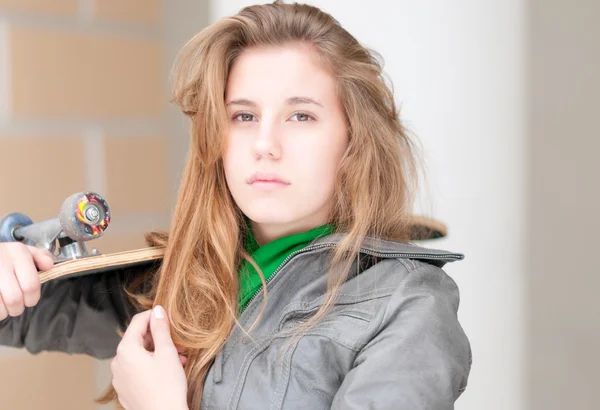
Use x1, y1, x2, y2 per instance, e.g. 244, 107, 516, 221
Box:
246, 172, 290, 192
247, 172, 290, 185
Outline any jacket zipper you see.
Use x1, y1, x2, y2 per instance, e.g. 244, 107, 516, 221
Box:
213, 346, 223, 383
242, 243, 464, 313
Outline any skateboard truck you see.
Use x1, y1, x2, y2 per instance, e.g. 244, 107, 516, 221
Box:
0, 192, 111, 264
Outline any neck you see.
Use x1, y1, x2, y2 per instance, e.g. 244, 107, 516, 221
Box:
250, 217, 328, 246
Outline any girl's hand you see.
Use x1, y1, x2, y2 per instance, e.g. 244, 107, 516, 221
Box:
111, 305, 189, 410
0, 243, 54, 320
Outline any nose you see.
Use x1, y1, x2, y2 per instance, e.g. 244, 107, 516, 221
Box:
252, 120, 281, 160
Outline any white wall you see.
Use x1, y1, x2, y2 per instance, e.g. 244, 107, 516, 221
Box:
528, 1, 600, 409
210, 2, 527, 410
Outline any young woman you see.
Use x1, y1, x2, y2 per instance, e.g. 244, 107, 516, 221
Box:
0, 2, 471, 409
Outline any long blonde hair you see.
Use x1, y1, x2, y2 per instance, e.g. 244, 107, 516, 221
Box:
97, 1, 422, 408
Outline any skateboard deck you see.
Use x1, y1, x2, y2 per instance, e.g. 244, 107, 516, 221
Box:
1, 191, 448, 284
408, 215, 447, 241
38, 246, 166, 283
37, 215, 446, 283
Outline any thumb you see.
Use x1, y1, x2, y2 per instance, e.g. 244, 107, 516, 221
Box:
28, 246, 54, 271
150, 305, 177, 356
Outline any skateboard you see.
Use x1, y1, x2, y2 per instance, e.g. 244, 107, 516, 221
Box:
0, 192, 445, 284
408, 215, 447, 241
0, 191, 165, 283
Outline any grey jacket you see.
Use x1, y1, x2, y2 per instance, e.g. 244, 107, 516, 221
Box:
0, 234, 471, 409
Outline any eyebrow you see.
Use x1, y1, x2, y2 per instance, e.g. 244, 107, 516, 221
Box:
226, 96, 323, 107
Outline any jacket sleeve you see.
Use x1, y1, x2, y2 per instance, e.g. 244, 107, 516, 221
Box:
331, 262, 472, 410
0, 266, 150, 360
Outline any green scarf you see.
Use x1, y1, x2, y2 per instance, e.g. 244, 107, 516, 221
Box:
238, 220, 334, 313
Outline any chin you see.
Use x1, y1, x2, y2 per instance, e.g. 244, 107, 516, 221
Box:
243, 208, 296, 225
235, 195, 292, 223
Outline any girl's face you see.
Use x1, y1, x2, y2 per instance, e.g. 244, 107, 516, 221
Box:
223, 43, 348, 244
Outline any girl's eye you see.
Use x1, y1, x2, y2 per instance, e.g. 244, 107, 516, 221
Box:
232, 112, 313, 122
234, 113, 256, 122
290, 113, 313, 122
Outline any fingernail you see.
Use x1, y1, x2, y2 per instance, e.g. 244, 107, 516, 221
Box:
153, 305, 165, 319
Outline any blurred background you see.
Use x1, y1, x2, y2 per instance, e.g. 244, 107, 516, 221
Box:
0, 0, 598, 409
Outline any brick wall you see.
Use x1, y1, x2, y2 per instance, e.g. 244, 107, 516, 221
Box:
0, 0, 170, 253
0, 1, 170, 409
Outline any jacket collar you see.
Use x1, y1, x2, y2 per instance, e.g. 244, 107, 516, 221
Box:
311, 233, 465, 267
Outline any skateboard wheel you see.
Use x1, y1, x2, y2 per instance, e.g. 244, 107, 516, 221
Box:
0, 213, 33, 242
59, 192, 110, 241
